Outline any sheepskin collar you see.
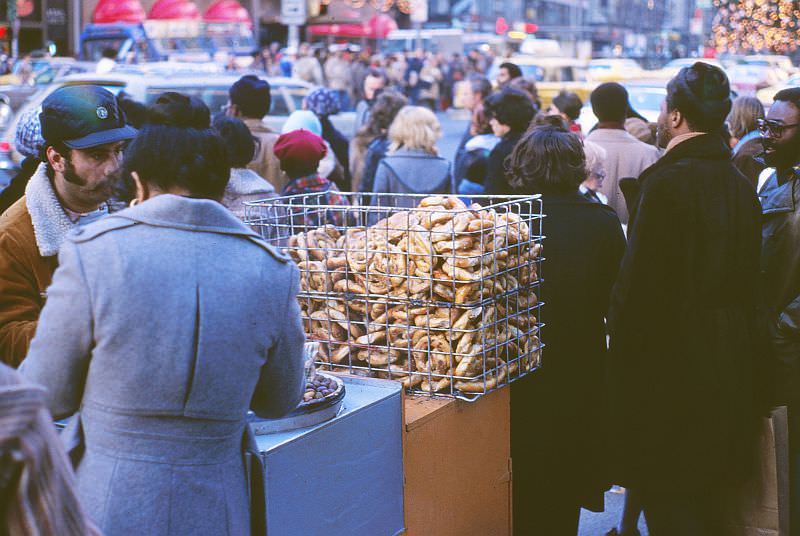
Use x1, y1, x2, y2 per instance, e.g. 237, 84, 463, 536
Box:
24, 163, 79, 257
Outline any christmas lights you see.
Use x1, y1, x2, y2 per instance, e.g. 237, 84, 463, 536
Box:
713, 0, 800, 52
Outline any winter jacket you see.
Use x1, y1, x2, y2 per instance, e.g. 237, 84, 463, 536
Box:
0, 163, 114, 366
585, 127, 661, 225
608, 133, 763, 492
371, 148, 453, 207
20, 194, 305, 535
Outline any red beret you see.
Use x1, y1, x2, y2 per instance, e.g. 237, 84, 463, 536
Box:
274, 129, 327, 168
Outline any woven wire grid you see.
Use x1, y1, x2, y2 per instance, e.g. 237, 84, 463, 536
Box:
244, 192, 545, 401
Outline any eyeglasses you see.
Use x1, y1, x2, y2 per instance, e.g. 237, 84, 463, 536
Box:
757, 118, 800, 137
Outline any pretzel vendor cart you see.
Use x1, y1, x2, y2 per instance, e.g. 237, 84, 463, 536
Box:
246, 193, 544, 536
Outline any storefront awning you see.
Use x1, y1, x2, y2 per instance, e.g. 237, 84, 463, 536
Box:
203, 0, 253, 28
308, 15, 397, 39
148, 0, 201, 20
93, 0, 146, 24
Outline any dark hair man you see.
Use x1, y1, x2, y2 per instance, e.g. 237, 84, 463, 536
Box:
496, 62, 522, 87
585, 82, 659, 224
226, 75, 284, 191
607, 62, 763, 533
482, 88, 536, 194
453, 75, 493, 185
0, 85, 136, 366
353, 68, 388, 137
758, 86, 800, 534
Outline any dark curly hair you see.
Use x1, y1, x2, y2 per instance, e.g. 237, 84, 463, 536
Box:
484, 88, 536, 134
507, 126, 585, 194
122, 125, 230, 201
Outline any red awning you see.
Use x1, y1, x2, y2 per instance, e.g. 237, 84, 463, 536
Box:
148, 0, 201, 20
93, 0, 146, 23
308, 15, 397, 39
203, 0, 252, 28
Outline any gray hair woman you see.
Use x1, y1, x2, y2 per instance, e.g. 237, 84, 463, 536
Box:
20, 122, 305, 535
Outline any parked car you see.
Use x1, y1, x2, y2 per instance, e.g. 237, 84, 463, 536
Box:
0, 70, 355, 166
0, 57, 94, 110
587, 58, 644, 82
744, 54, 796, 76
487, 56, 594, 108
650, 57, 726, 80
727, 64, 787, 95
757, 73, 800, 106
579, 81, 666, 134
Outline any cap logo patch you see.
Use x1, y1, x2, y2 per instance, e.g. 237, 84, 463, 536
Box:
96, 106, 109, 119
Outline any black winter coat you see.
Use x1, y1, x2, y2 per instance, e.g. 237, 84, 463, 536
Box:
511, 193, 625, 519
484, 131, 522, 195
608, 133, 764, 492
0, 157, 38, 215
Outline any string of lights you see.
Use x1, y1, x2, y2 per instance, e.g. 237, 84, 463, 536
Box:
712, 0, 800, 53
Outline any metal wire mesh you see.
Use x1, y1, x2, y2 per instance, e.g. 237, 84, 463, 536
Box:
244, 192, 544, 401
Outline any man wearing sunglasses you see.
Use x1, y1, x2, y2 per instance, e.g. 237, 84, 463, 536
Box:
758, 87, 800, 536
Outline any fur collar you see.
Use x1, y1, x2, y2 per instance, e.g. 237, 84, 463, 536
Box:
24, 163, 78, 257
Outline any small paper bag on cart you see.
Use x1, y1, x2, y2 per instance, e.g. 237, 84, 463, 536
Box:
722, 406, 789, 536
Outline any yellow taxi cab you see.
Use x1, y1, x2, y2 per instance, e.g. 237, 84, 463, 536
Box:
486, 55, 594, 109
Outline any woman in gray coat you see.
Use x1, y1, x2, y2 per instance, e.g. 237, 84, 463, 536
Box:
371, 105, 453, 208
20, 124, 306, 535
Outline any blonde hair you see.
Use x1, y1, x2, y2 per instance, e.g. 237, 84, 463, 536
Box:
583, 140, 607, 175
728, 96, 764, 139
388, 106, 441, 154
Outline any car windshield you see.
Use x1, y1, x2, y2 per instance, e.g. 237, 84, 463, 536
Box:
626, 87, 665, 112
144, 84, 307, 116
82, 38, 128, 61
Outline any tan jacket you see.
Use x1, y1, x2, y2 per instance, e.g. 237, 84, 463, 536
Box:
244, 118, 285, 192
585, 128, 661, 224
0, 164, 69, 366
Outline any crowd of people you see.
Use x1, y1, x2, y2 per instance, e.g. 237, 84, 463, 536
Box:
0, 55, 798, 536
251, 41, 495, 113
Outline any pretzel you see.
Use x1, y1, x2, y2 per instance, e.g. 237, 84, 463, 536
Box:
454, 361, 509, 393
286, 196, 543, 395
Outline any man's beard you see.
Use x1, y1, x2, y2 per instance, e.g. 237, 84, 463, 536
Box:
62, 158, 87, 187
761, 135, 800, 170
656, 120, 672, 149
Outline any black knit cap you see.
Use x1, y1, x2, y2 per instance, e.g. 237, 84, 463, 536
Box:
591, 82, 629, 123
229, 75, 271, 119
666, 61, 731, 131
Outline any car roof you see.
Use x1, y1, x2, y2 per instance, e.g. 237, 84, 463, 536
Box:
53, 71, 311, 88
495, 56, 586, 67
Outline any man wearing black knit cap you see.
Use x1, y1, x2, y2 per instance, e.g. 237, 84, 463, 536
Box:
607, 62, 764, 534
586, 82, 659, 226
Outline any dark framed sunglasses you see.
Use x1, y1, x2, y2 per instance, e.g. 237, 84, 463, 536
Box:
757, 118, 800, 137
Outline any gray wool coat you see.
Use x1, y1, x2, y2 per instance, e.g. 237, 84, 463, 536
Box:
372, 148, 454, 208
20, 194, 306, 536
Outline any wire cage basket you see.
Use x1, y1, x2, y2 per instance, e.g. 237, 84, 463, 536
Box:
244, 192, 544, 401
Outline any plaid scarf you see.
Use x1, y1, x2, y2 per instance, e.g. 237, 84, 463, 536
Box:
281, 174, 349, 227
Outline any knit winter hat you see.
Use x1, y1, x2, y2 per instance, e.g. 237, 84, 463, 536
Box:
274, 129, 327, 172
281, 110, 323, 137
14, 106, 44, 160
667, 62, 731, 131
305, 88, 341, 117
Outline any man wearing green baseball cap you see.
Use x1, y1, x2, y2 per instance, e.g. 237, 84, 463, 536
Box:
0, 85, 137, 367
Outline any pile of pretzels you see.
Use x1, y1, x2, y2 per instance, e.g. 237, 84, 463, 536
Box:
285, 195, 543, 395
